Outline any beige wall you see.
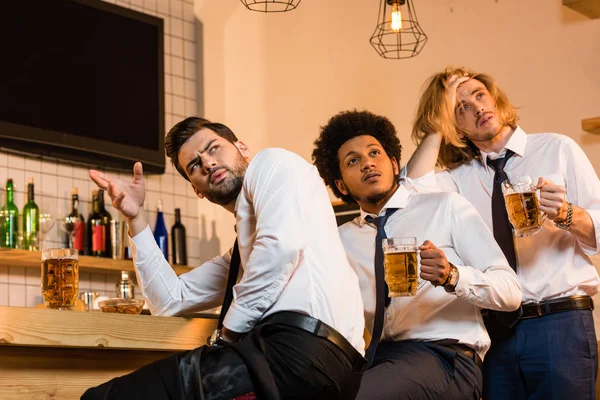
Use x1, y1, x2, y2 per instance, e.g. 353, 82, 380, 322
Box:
194, 0, 600, 250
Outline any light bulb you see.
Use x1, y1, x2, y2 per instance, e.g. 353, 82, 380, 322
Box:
391, 3, 402, 32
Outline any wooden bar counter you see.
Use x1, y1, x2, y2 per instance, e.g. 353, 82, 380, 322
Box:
0, 306, 217, 399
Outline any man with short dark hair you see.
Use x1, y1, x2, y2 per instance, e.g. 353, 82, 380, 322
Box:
312, 110, 522, 399
83, 117, 367, 400
408, 67, 600, 399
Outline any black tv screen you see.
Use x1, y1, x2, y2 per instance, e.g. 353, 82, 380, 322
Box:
0, 0, 165, 173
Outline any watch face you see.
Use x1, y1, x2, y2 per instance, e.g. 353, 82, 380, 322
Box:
209, 329, 220, 346
449, 271, 458, 286
446, 266, 458, 287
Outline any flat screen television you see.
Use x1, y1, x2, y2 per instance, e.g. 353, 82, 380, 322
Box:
0, 0, 165, 173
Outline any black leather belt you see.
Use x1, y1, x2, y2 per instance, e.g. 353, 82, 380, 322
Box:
261, 311, 368, 373
443, 344, 483, 368
520, 295, 594, 320
431, 340, 483, 369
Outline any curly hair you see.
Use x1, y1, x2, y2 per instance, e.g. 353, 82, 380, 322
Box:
312, 110, 402, 204
412, 67, 518, 169
165, 117, 238, 181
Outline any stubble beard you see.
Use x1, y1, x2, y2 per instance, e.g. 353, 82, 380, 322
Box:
204, 154, 248, 206
347, 179, 399, 207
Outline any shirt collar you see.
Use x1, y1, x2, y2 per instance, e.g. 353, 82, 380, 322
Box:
480, 125, 528, 167
358, 184, 410, 226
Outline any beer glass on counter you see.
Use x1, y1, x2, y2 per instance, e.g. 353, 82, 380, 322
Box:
382, 237, 419, 296
41, 248, 79, 310
502, 175, 547, 237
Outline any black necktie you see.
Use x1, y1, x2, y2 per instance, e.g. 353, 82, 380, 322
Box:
487, 150, 517, 271
364, 208, 399, 364
487, 151, 523, 327
218, 239, 241, 330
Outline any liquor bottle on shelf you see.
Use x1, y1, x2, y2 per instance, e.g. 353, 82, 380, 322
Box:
171, 208, 187, 265
64, 187, 85, 252
87, 190, 108, 257
153, 200, 168, 260
22, 177, 39, 251
1, 179, 19, 249
98, 189, 113, 258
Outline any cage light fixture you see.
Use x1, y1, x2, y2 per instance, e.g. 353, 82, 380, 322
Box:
240, 0, 301, 13
370, 0, 428, 59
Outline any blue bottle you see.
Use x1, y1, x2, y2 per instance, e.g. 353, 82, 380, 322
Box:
153, 200, 169, 260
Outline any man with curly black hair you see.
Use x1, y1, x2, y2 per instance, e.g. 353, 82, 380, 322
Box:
312, 110, 522, 399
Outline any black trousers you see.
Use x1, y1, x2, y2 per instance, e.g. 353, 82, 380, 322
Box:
81, 321, 362, 400
355, 341, 482, 400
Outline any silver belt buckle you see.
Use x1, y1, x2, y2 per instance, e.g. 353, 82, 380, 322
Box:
535, 302, 543, 317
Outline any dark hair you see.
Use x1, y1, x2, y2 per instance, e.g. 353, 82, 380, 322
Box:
165, 117, 238, 181
312, 110, 402, 204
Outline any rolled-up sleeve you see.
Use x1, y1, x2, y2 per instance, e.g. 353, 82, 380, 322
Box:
564, 138, 600, 255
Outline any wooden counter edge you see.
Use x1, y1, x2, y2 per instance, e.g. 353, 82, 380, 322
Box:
0, 306, 217, 352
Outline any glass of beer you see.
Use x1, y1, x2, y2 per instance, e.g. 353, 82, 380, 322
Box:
41, 248, 79, 310
502, 175, 547, 237
382, 237, 419, 296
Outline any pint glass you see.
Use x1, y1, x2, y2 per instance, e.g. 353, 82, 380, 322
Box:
41, 248, 79, 310
502, 175, 546, 237
382, 237, 418, 297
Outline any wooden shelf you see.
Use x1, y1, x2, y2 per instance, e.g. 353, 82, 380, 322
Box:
0, 248, 194, 276
583, 117, 600, 134
563, 0, 600, 18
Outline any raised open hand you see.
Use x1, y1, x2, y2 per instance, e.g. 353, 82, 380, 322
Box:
89, 162, 146, 222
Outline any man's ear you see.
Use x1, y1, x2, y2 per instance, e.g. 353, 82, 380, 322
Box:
391, 157, 400, 176
235, 141, 251, 161
192, 184, 204, 199
335, 179, 349, 196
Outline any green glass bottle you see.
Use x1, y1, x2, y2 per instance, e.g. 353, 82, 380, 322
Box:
1, 179, 19, 248
22, 177, 40, 251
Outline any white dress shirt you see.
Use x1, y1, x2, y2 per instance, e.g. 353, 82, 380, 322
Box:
338, 184, 522, 358
130, 148, 366, 354
413, 127, 600, 303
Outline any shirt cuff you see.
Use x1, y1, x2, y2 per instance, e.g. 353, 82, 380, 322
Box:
453, 264, 474, 298
405, 170, 442, 193
129, 225, 158, 261
578, 209, 600, 255
222, 302, 262, 334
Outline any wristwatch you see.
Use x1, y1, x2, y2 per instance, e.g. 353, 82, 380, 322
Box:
208, 328, 224, 347
442, 263, 459, 293
554, 202, 573, 230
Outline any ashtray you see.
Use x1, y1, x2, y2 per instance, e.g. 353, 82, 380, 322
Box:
99, 298, 145, 315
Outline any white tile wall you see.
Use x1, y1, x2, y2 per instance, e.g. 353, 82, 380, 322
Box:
0, 0, 201, 307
